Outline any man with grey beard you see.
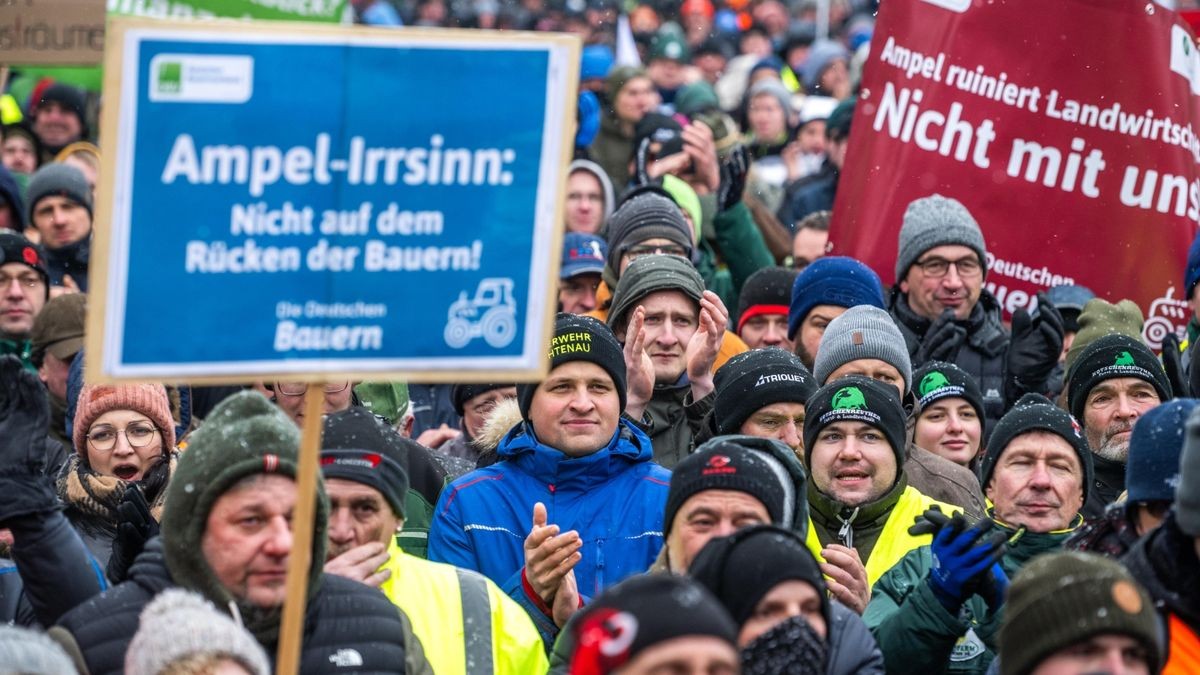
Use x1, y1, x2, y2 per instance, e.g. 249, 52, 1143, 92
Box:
1066, 333, 1171, 519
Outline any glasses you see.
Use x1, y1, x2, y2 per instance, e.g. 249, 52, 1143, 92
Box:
275, 381, 350, 397
914, 256, 982, 278
625, 244, 689, 260
0, 272, 44, 290
87, 423, 159, 451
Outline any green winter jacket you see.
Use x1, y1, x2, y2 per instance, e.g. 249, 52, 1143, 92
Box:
635, 381, 714, 469
863, 517, 1077, 674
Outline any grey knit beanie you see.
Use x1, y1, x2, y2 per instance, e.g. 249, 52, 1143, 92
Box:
1178, 404, 1200, 537
124, 589, 271, 675
894, 194, 986, 282
0, 625, 75, 674
607, 254, 705, 334
26, 161, 93, 221
604, 190, 694, 275
812, 305, 913, 394
747, 79, 793, 120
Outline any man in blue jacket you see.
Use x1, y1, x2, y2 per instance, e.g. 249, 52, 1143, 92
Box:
428, 313, 671, 646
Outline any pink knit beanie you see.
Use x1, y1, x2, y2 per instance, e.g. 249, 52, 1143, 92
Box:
73, 384, 176, 456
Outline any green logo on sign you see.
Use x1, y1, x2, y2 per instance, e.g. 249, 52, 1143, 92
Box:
1114, 351, 1135, 367
832, 386, 867, 411
919, 371, 950, 397
157, 62, 182, 94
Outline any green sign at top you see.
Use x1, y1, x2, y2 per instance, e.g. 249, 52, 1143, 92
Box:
108, 0, 347, 24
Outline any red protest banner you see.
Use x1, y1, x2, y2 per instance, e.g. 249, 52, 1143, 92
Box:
832, 0, 1200, 348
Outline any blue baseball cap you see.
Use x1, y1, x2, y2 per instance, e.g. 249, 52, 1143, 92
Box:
561, 233, 607, 280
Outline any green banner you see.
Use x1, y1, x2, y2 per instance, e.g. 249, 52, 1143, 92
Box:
107, 0, 348, 23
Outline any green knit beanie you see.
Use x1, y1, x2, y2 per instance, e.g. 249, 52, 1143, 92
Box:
161, 391, 329, 614
1063, 298, 1144, 371
1000, 551, 1161, 675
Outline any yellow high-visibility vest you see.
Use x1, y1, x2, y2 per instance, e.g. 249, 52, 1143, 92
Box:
379, 538, 549, 675
806, 485, 960, 588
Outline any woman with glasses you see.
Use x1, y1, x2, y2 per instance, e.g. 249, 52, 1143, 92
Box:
60, 383, 177, 574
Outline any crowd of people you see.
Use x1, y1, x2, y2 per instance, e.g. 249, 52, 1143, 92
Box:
2, 0, 1200, 673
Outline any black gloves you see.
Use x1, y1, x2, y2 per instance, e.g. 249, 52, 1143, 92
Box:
915, 309, 967, 366
717, 145, 749, 212
1007, 292, 1064, 388
0, 356, 58, 522
106, 484, 161, 583
1161, 333, 1188, 397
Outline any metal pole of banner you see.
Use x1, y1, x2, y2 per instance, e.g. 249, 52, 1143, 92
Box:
816, 0, 830, 41
276, 384, 324, 674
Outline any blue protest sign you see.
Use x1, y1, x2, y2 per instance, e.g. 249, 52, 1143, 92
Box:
90, 19, 578, 382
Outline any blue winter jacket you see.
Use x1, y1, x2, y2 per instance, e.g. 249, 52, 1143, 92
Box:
427, 418, 670, 645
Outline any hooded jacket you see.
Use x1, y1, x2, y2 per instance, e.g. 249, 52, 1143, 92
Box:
567, 159, 616, 227
50, 539, 433, 675
864, 517, 1077, 674
589, 112, 636, 193
0, 165, 25, 231
427, 418, 670, 645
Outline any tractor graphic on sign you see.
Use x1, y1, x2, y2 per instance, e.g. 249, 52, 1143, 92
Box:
444, 278, 518, 349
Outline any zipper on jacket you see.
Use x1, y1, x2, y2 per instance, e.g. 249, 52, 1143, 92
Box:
836, 507, 860, 549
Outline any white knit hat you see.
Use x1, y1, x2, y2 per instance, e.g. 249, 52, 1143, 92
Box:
0, 624, 75, 674
124, 589, 270, 675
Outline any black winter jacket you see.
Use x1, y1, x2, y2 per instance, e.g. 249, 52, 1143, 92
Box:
4, 511, 107, 627
51, 539, 433, 675
890, 290, 1012, 428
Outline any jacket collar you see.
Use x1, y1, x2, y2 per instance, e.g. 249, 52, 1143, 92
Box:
890, 288, 1008, 357
809, 473, 908, 536
497, 417, 653, 485
990, 510, 1080, 571
1091, 452, 1127, 489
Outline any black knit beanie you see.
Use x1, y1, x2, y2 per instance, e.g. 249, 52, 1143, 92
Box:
713, 349, 816, 434
568, 575, 737, 673
802, 375, 908, 469
36, 83, 89, 139
665, 436, 797, 536
320, 407, 412, 519
1000, 551, 1161, 675
0, 231, 49, 294
161, 391, 328, 614
450, 382, 512, 416
736, 266, 799, 333
517, 313, 627, 420
977, 393, 1092, 504
689, 525, 830, 628
604, 189, 693, 274
912, 360, 986, 426
606, 254, 705, 334
1066, 334, 1171, 422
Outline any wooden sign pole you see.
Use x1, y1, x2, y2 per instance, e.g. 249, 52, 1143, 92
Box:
276, 384, 324, 673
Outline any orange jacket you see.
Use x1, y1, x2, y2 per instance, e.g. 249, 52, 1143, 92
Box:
1164, 614, 1200, 675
